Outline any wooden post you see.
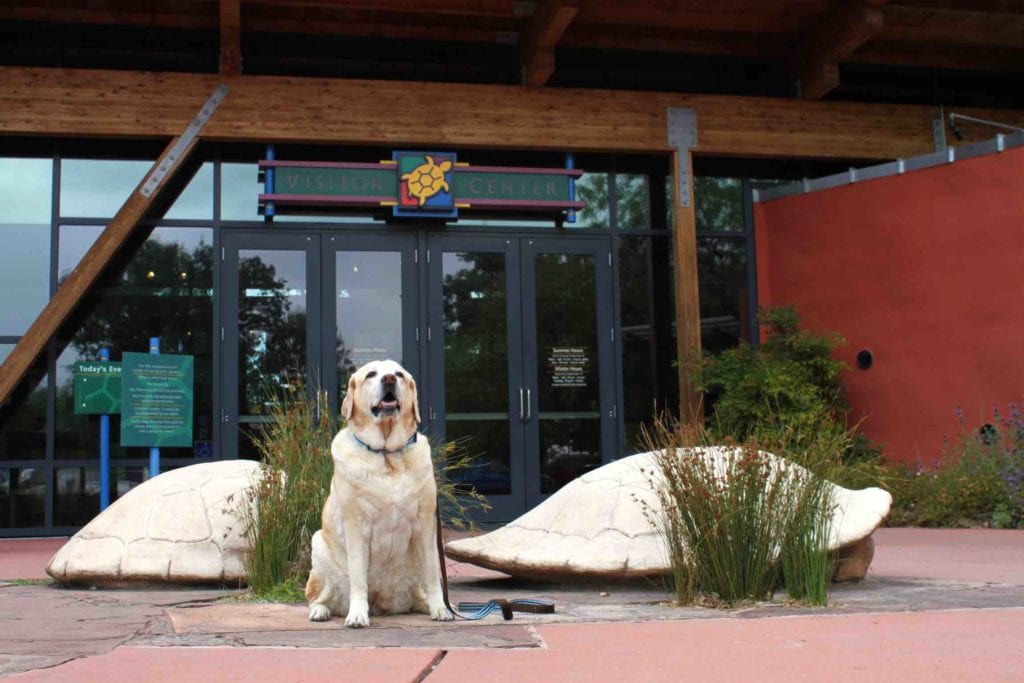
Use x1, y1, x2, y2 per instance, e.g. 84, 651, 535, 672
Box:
0, 85, 228, 406
667, 109, 703, 424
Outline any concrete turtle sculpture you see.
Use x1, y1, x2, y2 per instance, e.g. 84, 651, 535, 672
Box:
445, 448, 891, 581
402, 155, 452, 205
47, 460, 260, 587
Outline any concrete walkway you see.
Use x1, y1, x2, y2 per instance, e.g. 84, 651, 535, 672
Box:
2, 528, 1023, 681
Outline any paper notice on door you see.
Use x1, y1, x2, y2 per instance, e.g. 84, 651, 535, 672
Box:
548, 346, 589, 388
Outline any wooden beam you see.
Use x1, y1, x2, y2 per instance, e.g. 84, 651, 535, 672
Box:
670, 146, 703, 425
0, 84, 229, 406
220, 0, 241, 77
792, 1, 885, 99
665, 108, 702, 424
519, 0, 579, 87
3, 67, 1024, 160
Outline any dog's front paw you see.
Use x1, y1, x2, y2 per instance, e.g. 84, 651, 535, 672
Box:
429, 601, 455, 621
345, 605, 371, 628
308, 604, 332, 622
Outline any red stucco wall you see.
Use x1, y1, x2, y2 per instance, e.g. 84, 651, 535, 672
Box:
755, 146, 1024, 465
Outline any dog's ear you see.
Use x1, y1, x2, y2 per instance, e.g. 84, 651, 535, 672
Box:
401, 375, 421, 432
341, 374, 357, 421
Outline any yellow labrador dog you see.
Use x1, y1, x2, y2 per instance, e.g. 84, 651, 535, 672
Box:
305, 360, 453, 627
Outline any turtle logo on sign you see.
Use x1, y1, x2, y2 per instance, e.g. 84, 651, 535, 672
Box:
394, 151, 457, 218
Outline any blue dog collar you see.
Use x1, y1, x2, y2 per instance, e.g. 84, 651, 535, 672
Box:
351, 432, 417, 455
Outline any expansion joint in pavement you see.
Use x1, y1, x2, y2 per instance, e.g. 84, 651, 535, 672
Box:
412, 649, 448, 682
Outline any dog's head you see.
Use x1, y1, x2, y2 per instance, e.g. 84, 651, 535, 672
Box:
341, 360, 421, 441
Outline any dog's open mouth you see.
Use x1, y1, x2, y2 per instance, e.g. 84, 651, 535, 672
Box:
371, 391, 400, 417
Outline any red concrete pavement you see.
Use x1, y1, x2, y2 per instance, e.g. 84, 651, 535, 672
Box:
9, 646, 441, 683
0, 538, 63, 580
872, 528, 1024, 584
435, 609, 1024, 683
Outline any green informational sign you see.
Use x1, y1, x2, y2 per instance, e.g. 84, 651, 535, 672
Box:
73, 362, 122, 414
120, 353, 194, 448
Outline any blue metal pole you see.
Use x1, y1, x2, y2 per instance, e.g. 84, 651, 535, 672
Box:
265, 144, 276, 218
99, 347, 111, 510
566, 152, 577, 224
149, 337, 160, 478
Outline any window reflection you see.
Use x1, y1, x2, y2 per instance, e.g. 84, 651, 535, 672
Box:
698, 237, 748, 353
695, 177, 744, 232
615, 174, 651, 230
164, 162, 214, 220
60, 159, 150, 218
573, 173, 610, 228
56, 227, 215, 460
0, 157, 52, 336
0, 371, 48, 461
55, 467, 99, 527
222, 163, 260, 221
335, 252, 402, 397
0, 468, 46, 527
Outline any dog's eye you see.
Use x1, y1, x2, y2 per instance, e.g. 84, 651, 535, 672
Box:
365, 371, 377, 379
395, 371, 404, 378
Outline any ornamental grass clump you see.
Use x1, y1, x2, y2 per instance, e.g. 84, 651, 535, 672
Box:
640, 414, 837, 606
239, 380, 489, 601
240, 380, 336, 599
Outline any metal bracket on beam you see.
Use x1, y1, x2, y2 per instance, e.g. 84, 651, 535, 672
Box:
667, 107, 697, 208
140, 84, 230, 198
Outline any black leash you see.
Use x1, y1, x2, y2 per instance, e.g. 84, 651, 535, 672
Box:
434, 504, 555, 620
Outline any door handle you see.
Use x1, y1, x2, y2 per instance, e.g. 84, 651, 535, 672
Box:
519, 387, 525, 420
526, 388, 532, 420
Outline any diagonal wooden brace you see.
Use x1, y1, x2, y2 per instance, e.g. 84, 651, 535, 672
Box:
0, 84, 229, 405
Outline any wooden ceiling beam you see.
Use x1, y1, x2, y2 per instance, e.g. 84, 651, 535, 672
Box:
792, 1, 886, 99
220, 0, 241, 76
4, 66, 1024, 161
519, 0, 579, 87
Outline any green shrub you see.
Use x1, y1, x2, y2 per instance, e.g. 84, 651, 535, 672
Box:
690, 306, 848, 446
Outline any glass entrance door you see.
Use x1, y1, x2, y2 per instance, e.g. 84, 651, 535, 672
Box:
428, 236, 616, 522
220, 231, 417, 460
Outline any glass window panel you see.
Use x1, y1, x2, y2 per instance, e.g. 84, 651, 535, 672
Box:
164, 162, 214, 220
615, 174, 651, 230
445, 420, 511, 495
442, 251, 511, 495
573, 172, 609, 228
0, 157, 52, 223
443, 252, 509, 414
60, 159, 150, 218
222, 162, 261, 221
1, 153, 53, 336
620, 236, 679, 448
58, 224, 102, 280
56, 227, 215, 460
534, 253, 600, 494
335, 251, 403, 399
55, 467, 100, 527
113, 466, 146, 501
239, 249, 307, 415
0, 223, 50, 335
0, 468, 46, 527
695, 177, 744, 233
698, 237, 748, 354
0, 344, 13, 365
0, 372, 47, 461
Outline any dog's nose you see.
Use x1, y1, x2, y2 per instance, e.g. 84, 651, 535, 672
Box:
381, 373, 397, 386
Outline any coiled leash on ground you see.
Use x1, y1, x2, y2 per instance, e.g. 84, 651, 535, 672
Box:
435, 506, 555, 621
